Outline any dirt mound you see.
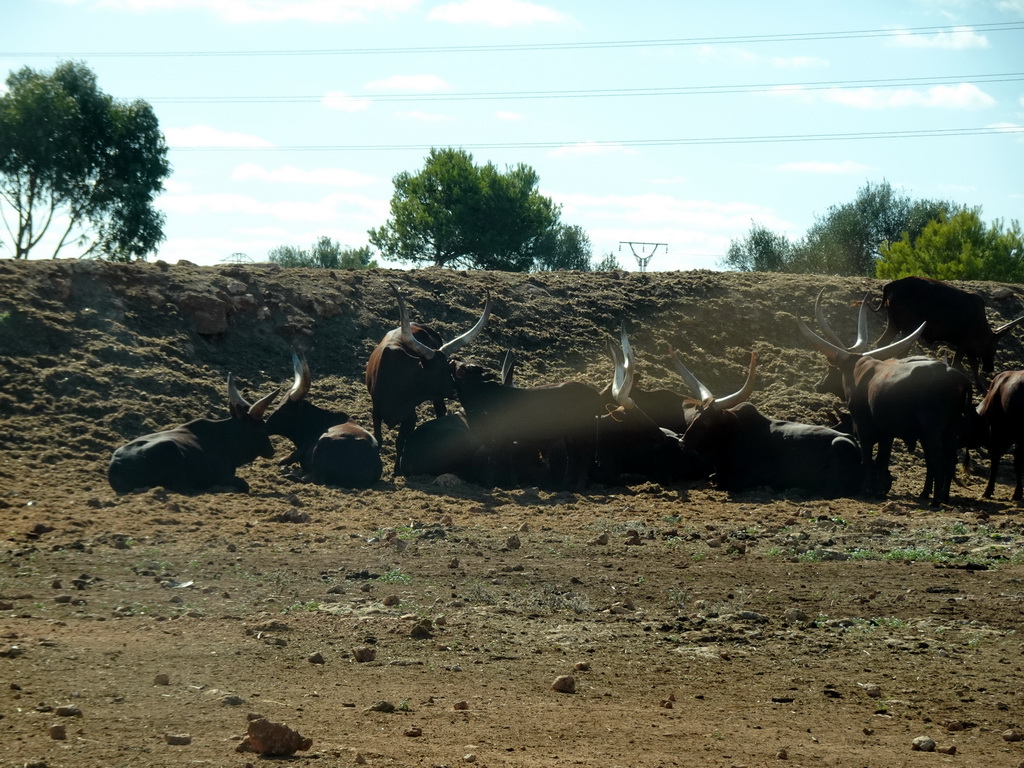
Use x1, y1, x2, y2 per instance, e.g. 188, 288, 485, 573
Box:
2, 259, 1024, 768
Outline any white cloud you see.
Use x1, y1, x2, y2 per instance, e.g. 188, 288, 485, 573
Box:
495, 110, 524, 121
230, 163, 376, 186
364, 74, 453, 92
321, 91, 373, 112
164, 125, 274, 148
428, 0, 570, 26
889, 25, 989, 49
772, 83, 996, 110
546, 142, 636, 158
60, 0, 420, 24
778, 160, 873, 175
394, 110, 453, 122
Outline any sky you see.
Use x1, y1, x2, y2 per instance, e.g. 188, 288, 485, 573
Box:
3, 0, 1024, 272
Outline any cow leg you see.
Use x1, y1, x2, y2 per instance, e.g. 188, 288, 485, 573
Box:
432, 399, 448, 419
984, 443, 1005, 499
871, 438, 895, 497
372, 411, 384, 446
394, 416, 416, 475
1013, 445, 1023, 501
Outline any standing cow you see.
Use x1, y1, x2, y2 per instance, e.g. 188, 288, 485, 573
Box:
365, 284, 491, 472
971, 371, 1024, 500
874, 276, 1024, 387
108, 375, 277, 494
268, 351, 381, 488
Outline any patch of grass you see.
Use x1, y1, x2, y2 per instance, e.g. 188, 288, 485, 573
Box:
797, 550, 824, 563
281, 600, 321, 614
881, 548, 950, 563
375, 568, 412, 585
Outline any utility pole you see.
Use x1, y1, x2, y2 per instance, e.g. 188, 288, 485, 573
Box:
619, 241, 667, 272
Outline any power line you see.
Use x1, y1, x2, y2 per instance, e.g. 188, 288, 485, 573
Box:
147, 72, 1024, 105
168, 125, 1024, 153
5, 21, 1022, 58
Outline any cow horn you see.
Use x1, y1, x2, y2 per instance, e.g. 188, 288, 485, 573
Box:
390, 284, 437, 361
500, 349, 515, 386
227, 374, 278, 420
439, 292, 493, 355
712, 350, 758, 411
669, 350, 714, 402
612, 324, 636, 409
798, 316, 850, 363
227, 373, 248, 408
814, 289, 871, 353
864, 321, 926, 361
288, 350, 311, 402
248, 388, 279, 420
813, 288, 845, 347
994, 314, 1024, 337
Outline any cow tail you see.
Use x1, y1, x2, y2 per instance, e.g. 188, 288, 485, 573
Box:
961, 382, 974, 474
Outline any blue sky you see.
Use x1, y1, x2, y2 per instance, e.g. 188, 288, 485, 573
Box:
4, 0, 1023, 271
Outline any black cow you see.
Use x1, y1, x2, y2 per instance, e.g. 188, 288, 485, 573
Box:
398, 413, 482, 481
874, 276, 1024, 387
800, 312, 972, 506
453, 361, 603, 490
971, 370, 1024, 500
267, 352, 381, 488
108, 375, 277, 494
676, 353, 862, 497
365, 285, 491, 471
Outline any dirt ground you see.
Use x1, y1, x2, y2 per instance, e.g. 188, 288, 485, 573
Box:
2, 258, 1024, 768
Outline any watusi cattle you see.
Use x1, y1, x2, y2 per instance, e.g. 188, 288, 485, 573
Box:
874, 276, 1024, 386
365, 284, 491, 470
267, 352, 381, 488
799, 310, 972, 506
108, 375, 277, 494
971, 370, 1024, 500
676, 353, 862, 497
453, 360, 603, 491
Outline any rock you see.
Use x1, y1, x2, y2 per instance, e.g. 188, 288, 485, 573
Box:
589, 532, 609, 545
464, 753, 478, 763
858, 683, 881, 698
434, 473, 461, 488
404, 726, 422, 737
504, 534, 521, 550
776, 747, 788, 759
518, 522, 530, 533
448, 557, 460, 569
410, 620, 433, 640
165, 732, 192, 745
911, 736, 936, 752
54, 705, 81, 717
937, 745, 957, 755
352, 646, 376, 663
153, 673, 170, 686
222, 694, 245, 706
382, 594, 400, 607
307, 651, 325, 664
354, 752, 366, 764
1003, 728, 1023, 742
551, 675, 576, 694
368, 701, 395, 713
624, 530, 643, 546
574, 661, 591, 671
48, 724, 66, 740
784, 608, 809, 624
235, 717, 312, 756
453, 700, 469, 710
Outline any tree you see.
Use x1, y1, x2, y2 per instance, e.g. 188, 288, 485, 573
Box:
268, 236, 377, 269
794, 180, 951, 275
593, 252, 622, 271
876, 209, 1024, 282
368, 147, 560, 270
721, 221, 796, 272
532, 224, 592, 271
0, 61, 170, 260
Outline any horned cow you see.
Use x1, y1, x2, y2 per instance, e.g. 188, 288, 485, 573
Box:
108, 375, 277, 494
971, 370, 1024, 500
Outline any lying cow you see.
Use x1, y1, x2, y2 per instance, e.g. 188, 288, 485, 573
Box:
267, 351, 381, 488
677, 352, 862, 497
108, 375, 277, 494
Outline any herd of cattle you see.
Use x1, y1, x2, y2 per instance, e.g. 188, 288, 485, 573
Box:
107, 276, 1024, 507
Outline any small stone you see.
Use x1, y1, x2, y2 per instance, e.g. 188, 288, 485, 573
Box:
354, 753, 366, 765
464, 753, 478, 763
307, 651, 325, 665
784, 608, 809, 624
776, 747, 788, 760
518, 522, 530, 533
236, 717, 311, 756
1003, 728, 1023, 742
453, 701, 469, 710
410, 620, 433, 640
573, 661, 591, 671
382, 594, 400, 607
448, 557, 460, 569
165, 733, 192, 745
504, 534, 521, 550
404, 726, 422, 737
54, 705, 81, 717
222, 694, 245, 706
911, 736, 936, 752
624, 530, 643, 546
49, 724, 66, 740
153, 673, 170, 686
937, 745, 957, 755
368, 701, 395, 713
551, 675, 576, 694
589, 532, 609, 545
352, 646, 376, 663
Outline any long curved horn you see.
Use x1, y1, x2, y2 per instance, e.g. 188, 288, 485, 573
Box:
814, 288, 845, 347
227, 373, 248, 408
288, 350, 311, 402
994, 314, 1024, 337
814, 289, 871, 352
669, 349, 714, 402
848, 294, 872, 353
712, 351, 758, 411
500, 349, 515, 386
864, 321, 926, 361
613, 324, 636, 408
228, 374, 278, 420
390, 283, 437, 360
248, 388, 279, 420
798, 316, 850, 363
439, 292, 493, 355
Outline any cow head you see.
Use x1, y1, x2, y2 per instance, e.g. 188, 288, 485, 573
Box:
226, 373, 277, 461
673, 350, 758, 458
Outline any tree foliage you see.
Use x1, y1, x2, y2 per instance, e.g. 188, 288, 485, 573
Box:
876, 209, 1024, 282
368, 147, 560, 271
532, 224, 593, 271
593, 252, 622, 271
721, 221, 796, 272
0, 61, 170, 260
268, 236, 377, 269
